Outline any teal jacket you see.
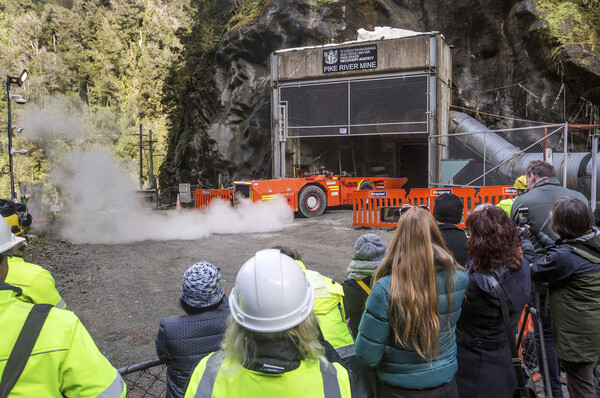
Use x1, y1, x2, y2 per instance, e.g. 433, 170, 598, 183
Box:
355, 264, 468, 389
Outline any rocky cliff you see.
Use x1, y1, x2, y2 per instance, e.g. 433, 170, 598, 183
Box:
159, 0, 600, 189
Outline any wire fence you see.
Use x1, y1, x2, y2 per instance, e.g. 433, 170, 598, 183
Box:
118, 359, 167, 398
430, 123, 569, 187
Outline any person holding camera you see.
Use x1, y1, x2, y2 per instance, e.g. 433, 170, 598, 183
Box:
511, 160, 589, 398
520, 197, 600, 398
511, 160, 588, 244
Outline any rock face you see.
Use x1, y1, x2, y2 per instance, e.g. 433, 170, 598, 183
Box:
160, 0, 600, 187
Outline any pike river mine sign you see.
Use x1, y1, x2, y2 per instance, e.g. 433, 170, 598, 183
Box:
322, 44, 378, 73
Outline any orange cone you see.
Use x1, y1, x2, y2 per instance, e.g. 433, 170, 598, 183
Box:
175, 194, 182, 212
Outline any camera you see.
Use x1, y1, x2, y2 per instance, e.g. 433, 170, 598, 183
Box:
516, 207, 529, 227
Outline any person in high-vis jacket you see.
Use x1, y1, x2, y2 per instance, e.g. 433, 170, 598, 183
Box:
4, 256, 66, 309
275, 247, 373, 398
496, 175, 528, 217
0, 219, 66, 309
184, 249, 353, 398
0, 223, 126, 397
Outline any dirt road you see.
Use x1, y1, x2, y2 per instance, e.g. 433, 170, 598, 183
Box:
24, 209, 396, 367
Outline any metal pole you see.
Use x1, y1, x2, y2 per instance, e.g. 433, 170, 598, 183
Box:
483, 129, 487, 186
563, 123, 568, 187
148, 130, 154, 189
534, 290, 553, 398
6, 77, 15, 200
139, 124, 143, 189
592, 134, 598, 211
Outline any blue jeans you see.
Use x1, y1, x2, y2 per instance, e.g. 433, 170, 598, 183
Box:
533, 293, 564, 398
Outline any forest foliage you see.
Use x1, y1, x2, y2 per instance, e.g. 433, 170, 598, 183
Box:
0, 0, 263, 201
0, 0, 193, 200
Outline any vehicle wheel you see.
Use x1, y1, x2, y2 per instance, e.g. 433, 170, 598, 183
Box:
298, 185, 327, 218
358, 181, 374, 190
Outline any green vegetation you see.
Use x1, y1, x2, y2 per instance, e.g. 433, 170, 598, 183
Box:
314, 0, 335, 11
228, 0, 272, 30
0, 0, 192, 199
535, 0, 600, 59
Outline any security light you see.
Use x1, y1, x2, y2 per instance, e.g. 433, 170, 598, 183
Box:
9, 94, 27, 104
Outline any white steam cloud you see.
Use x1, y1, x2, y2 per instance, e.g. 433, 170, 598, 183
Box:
18, 97, 294, 244
62, 196, 294, 244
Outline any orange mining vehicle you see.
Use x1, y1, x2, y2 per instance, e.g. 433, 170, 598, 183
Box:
232, 171, 408, 218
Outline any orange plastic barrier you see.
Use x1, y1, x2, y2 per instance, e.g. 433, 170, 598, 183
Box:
352, 186, 515, 228
407, 187, 477, 228
476, 186, 517, 206
352, 189, 407, 227
517, 308, 534, 362
194, 189, 232, 210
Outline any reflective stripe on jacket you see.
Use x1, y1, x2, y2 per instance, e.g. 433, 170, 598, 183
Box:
184, 351, 351, 398
5, 256, 66, 309
302, 268, 355, 355
0, 290, 125, 397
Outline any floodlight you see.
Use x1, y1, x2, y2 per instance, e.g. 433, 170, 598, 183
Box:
18, 70, 27, 87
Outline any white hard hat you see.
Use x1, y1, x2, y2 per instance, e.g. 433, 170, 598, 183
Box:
0, 218, 25, 254
229, 249, 314, 333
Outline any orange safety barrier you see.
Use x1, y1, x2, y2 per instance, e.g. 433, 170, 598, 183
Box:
352, 186, 516, 228
407, 187, 477, 228
194, 189, 232, 210
352, 189, 407, 227
517, 308, 535, 362
476, 185, 517, 206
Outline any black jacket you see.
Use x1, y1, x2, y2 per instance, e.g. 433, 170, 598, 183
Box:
342, 276, 372, 338
456, 262, 530, 398
155, 298, 230, 398
438, 223, 468, 266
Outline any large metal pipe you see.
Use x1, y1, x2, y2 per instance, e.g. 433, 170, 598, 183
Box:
448, 111, 595, 198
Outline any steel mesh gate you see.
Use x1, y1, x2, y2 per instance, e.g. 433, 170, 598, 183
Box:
279, 74, 429, 138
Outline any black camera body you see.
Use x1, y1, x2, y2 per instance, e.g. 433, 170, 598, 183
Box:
516, 207, 530, 227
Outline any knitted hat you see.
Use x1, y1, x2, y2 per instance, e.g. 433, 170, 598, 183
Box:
180, 262, 224, 308
347, 234, 386, 280
433, 193, 463, 224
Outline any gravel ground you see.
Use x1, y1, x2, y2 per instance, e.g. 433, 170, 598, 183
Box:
23, 208, 396, 367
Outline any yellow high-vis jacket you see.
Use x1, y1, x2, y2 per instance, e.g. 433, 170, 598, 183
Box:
184, 351, 352, 398
295, 260, 355, 357
0, 289, 126, 397
5, 256, 66, 309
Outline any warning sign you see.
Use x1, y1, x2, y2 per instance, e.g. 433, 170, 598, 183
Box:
323, 44, 378, 74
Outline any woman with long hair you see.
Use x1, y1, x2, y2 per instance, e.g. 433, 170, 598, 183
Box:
355, 206, 468, 397
455, 206, 531, 397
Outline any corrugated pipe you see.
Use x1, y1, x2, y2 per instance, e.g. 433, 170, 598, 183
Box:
448, 111, 593, 197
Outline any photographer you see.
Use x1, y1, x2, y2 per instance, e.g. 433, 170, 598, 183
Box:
511, 160, 589, 398
520, 197, 600, 398
511, 160, 588, 246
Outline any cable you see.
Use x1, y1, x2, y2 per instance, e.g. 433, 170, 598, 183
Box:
477, 69, 549, 94
252, 141, 272, 179
449, 105, 552, 125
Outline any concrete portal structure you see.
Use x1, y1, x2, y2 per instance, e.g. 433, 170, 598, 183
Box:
271, 31, 452, 187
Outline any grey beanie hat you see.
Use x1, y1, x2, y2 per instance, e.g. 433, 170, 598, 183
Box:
180, 261, 224, 308
347, 234, 386, 280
